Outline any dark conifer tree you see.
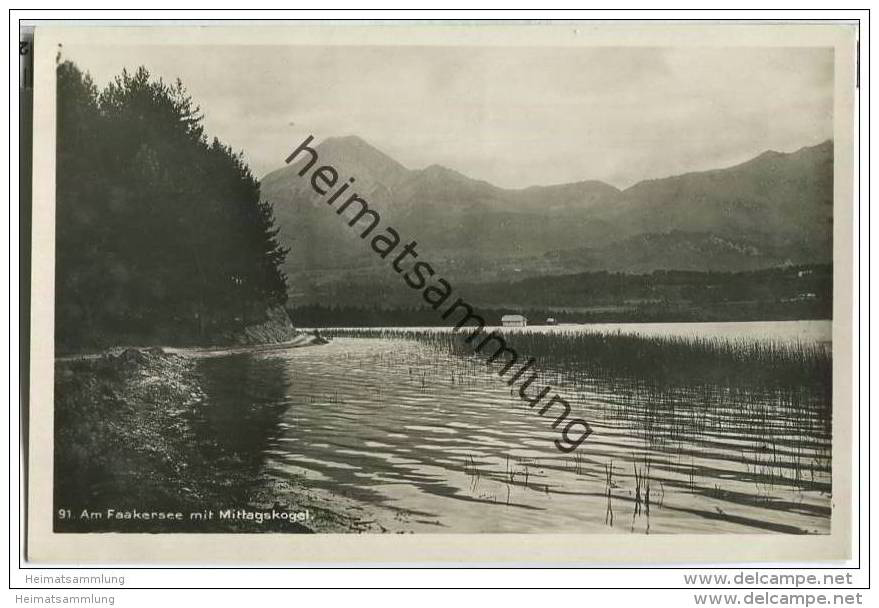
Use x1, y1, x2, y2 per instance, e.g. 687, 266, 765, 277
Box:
55, 60, 288, 348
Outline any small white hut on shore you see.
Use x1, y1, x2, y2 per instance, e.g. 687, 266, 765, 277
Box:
501, 314, 528, 327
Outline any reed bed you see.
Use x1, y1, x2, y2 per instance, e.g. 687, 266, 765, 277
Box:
327, 327, 830, 395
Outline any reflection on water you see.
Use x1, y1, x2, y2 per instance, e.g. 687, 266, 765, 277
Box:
194, 334, 832, 534
189, 355, 293, 504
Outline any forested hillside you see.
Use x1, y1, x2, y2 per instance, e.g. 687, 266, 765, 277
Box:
55, 61, 289, 349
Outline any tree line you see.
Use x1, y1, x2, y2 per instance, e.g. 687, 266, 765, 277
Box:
287, 264, 833, 326
56, 60, 288, 349
461, 265, 833, 309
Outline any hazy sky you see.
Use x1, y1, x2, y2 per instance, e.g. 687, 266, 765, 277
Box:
62, 44, 833, 189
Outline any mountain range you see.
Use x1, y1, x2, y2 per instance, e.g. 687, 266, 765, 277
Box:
260, 136, 833, 304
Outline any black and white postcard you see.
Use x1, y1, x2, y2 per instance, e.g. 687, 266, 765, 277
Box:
26, 21, 857, 563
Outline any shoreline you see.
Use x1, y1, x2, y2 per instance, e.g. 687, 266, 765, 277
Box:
54, 332, 328, 362
52, 344, 367, 534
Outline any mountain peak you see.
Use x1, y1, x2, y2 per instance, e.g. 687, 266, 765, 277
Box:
261, 134, 410, 188
420, 164, 466, 179
319, 134, 372, 149
754, 149, 782, 159
317, 134, 404, 164
624, 139, 834, 193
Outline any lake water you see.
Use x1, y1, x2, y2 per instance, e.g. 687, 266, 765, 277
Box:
193, 320, 832, 534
